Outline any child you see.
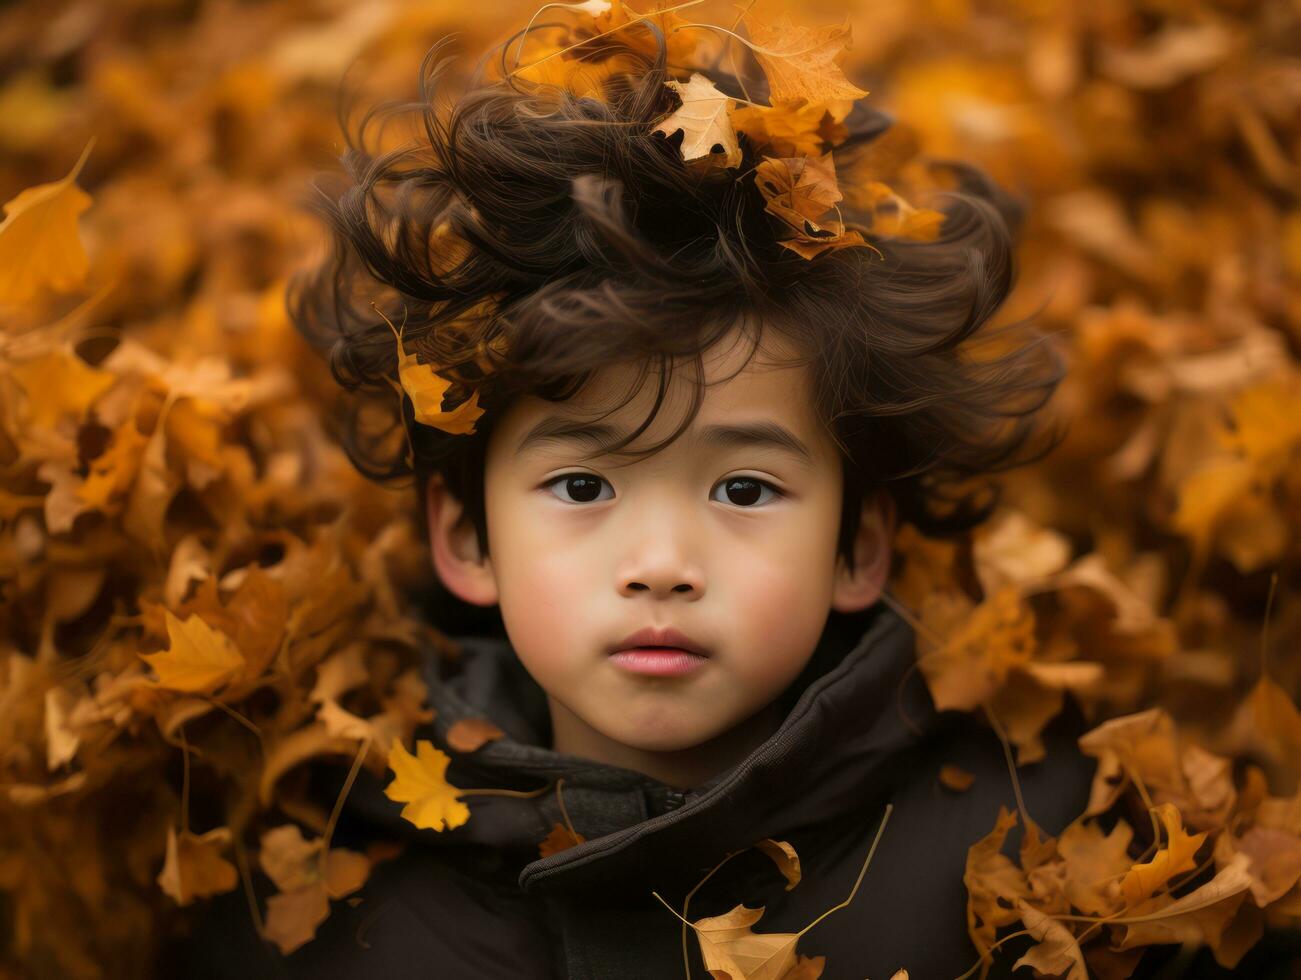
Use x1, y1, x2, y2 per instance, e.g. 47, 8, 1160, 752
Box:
178, 6, 1099, 978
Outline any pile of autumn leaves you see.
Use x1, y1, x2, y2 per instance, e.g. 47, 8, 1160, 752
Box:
1, 0, 1300, 978
895, 511, 1301, 979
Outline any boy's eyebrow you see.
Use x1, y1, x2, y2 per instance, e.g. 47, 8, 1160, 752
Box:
515, 417, 815, 463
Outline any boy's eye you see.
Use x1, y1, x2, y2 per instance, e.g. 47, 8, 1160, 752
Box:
711, 477, 780, 507
542, 473, 782, 507
545, 473, 614, 504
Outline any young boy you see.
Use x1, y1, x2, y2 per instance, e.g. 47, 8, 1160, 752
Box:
178, 6, 1099, 978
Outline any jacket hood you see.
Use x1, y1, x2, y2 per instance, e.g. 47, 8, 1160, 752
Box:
338, 600, 944, 898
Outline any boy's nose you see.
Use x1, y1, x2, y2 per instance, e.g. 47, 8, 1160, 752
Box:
614, 498, 706, 598
616, 548, 705, 599
621, 578, 700, 596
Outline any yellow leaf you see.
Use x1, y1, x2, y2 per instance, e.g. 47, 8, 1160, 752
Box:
1218, 379, 1301, 470
917, 586, 1036, 712
859, 182, 945, 240
138, 609, 245, 694
383, 737, 470, 832
1120, 803, 1207, 907
1114, 852, 1254, 952
396, 346, 485, 435
9, 344, 117, 431
77, 421, 148, 510
0, 139, 94, 305
1171, 457, 1254, 555
730, 101, 846, 158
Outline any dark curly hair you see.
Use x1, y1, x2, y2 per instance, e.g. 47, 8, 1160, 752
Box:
288, 20, 1066, 589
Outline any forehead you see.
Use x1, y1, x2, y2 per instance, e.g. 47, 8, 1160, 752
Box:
493, 326, 829, 462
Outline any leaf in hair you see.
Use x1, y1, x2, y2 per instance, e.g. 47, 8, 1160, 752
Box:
591, 0, 724, 70
396, 344, 485, 435
729, 101, 848, 158
754, 153, 872, 260
653, 72, 742, 169
743, 12, 869, 109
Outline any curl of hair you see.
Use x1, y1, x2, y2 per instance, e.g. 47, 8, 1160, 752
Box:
288, 26, 1067, 578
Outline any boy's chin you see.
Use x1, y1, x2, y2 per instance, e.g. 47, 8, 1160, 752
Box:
590, 715, 737, 754
608, 730, 712, 753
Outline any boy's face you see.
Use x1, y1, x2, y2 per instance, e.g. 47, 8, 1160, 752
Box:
431, 326, 892, 754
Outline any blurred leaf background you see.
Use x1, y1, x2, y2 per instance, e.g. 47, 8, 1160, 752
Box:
0, 0, 1299, 977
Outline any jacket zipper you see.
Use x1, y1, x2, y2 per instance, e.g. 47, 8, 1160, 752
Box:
661, 788, 688, 812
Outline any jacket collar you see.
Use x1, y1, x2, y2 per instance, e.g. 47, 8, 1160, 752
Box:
343, 601, 942, 896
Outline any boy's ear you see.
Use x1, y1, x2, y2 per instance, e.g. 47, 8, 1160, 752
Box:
425, 474, 499, 607
830, 488, 897, 614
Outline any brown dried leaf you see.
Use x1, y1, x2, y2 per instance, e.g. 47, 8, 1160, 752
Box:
445, 716, 506, 753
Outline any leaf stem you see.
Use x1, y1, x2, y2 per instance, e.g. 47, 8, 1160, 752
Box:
652, 889, 701, 931
678, 846, 749, 976
458, 783, 554, 799
320, 734, 372, 882
981, 700, 1035, 836
952, 928, 1035, 980
179, 723, 191, 837
797, 802, 893, 937
553, 776, 582, 843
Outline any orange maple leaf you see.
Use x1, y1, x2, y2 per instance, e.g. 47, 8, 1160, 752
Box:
138, 609, 246, 695
744, 13, 869, 109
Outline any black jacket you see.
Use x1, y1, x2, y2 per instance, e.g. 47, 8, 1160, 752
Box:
166, 601, 1293, 979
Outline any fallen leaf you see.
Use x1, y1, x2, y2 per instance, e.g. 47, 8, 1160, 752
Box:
938, 763, 975, 791
155, 825, 239, 906
755, 838, 802, 891
1013, 902, 1088, 980
694, 904, 799, 980
445, 717, 506, 753
964, 806, 1030, 965
0, 140, 94, 305
138, 609, 246, 695
538, 821, 586, 857
1120, 802, 1207, 907
383, 737, 470, 832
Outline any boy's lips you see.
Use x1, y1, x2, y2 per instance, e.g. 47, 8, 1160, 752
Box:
610, 626, 710, 658
608, 649, 708, 677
